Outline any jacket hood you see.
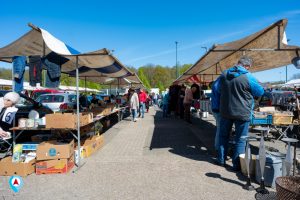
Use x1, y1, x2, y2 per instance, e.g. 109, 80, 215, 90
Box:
226, 65, 249, 80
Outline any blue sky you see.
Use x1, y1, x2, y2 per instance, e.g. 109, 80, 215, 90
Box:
0, 0, 300, 82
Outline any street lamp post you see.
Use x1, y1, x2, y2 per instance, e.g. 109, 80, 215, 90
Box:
175, 41, 178, 78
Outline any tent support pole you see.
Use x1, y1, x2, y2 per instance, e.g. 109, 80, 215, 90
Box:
75, 55, 82, 170
43, 41, 46, 87
85, 76, 87, 94
277, 25, 281, 50
117, 78, 120, 95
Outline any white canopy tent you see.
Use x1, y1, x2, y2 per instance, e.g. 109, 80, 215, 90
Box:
279, 79, 300, 88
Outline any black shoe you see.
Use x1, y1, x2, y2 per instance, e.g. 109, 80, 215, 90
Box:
213, 160, 225, 167
227, 166, 241, 172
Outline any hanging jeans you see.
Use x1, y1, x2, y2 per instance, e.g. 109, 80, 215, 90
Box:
218, 117, 250, 169
43, 58, 61, 88
28, 56, 42, 86
12, 56, 26, 92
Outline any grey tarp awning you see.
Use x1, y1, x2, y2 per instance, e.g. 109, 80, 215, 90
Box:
175, 19, 300, 84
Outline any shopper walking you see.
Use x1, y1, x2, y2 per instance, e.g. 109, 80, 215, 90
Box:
129, 88, 139, 122
138, 89, 147, 118
162, 89, 170, 118
217, 56, 264, 171
183, 85, 198, 123
178, 85, 186, 119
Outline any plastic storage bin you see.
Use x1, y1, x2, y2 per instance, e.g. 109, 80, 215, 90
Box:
255, 154, 283, 188
250, 114, 273, 125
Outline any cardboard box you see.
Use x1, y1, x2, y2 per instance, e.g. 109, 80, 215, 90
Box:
80, 124, 93, 136
91, 107, 108, 116
36, 156, 74, 175
45, 112, 93, 129
31, 134, 56, 142
36, 140, 74, 161
81, 135, 104, 158
0, 156, 35, 177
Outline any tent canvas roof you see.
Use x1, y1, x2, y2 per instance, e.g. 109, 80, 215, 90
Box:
175, 19, 300, 83
0, 24, 133, 78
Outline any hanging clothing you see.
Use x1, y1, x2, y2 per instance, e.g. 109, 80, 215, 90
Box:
42, 52, 67, 88
12, 56, 26, 92
29, 55, 42, 86
43, 58, 61, 88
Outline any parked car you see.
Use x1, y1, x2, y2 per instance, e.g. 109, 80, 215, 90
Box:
0, 90, 53, 121
36, 93, 77, 112
30, 89, 63, 100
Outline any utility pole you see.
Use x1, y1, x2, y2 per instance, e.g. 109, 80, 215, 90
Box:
175, 41, 178, 78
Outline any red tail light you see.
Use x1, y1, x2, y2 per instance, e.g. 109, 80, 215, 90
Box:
60, 103, 68, 110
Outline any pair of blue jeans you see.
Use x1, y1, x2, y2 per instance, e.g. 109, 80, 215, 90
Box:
212, 112, 221, 151
139, 102, 145, 118
218, 117, 250, 169
12, 56, 26, 92
162, 104, 168, 117
131, 109, 137, 121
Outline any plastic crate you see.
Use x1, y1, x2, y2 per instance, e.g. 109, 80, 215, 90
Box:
250, 114, 273, 125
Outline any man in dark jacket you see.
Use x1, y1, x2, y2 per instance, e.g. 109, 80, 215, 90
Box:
217, 56, 264, 171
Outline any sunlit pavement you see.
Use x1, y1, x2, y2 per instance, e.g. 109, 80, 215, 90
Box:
0, 107, 260, 200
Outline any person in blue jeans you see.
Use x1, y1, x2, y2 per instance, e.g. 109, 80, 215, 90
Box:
210, 77, 221, 153
162, 89, 169, 118
217, 56, 264, 171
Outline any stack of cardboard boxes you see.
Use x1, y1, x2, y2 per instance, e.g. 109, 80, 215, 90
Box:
75, 135, 104, 164
36, 140, 75, 175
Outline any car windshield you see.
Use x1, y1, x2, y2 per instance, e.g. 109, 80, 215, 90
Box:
37, 95, 65, 103
68, 95, 77, 103
15, 96, 34, 107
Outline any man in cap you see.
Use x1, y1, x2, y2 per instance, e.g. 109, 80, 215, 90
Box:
217, 56, 264, 171
0, 92, 20, 139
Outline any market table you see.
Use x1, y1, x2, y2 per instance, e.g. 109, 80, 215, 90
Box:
5, 106, 129, 155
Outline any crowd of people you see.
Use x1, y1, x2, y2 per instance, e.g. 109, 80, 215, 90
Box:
161, 82, 203, 123
162, 56, 264, 172
128, 88, 152, 122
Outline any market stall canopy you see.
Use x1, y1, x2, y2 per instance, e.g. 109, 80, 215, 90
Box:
175, 19, 300, 84
74, 73, 145, 88
0, 23, 133, 78
280, 79, 300, 88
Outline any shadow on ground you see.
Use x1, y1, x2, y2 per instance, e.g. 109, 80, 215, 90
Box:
149, 110, 212, 162
149, 109, 252, 188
